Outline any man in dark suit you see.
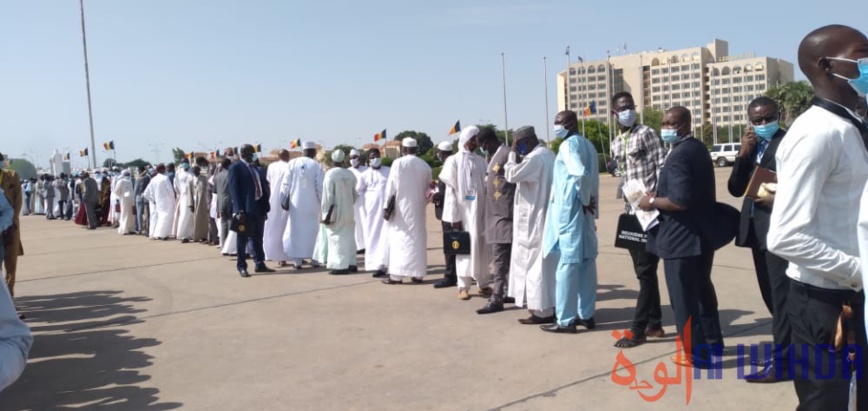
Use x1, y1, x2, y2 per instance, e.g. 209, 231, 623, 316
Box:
727, 97, 791, 383
213, 158, 233, 250
639, 106, 723, 367
227, 145, 273, 277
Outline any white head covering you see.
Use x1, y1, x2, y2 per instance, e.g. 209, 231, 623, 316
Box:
437, 141, 453, 152
401, 138, 417, 148
303, 141, 317, 150
455, 125, 481, 198
349, 149, 360, 157
331, 150, 346, 162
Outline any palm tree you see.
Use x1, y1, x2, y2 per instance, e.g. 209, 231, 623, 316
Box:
765, 81, 814, 127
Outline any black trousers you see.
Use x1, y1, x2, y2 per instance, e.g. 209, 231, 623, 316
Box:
748, 229, 792, 369
441, 221, 457, 284
236, 217, 265, 270
628, 248, 662, 335
84, 201, 98, 229
788, 281, 868, 411
663, 250, 724, 362
490, 243, 512, 304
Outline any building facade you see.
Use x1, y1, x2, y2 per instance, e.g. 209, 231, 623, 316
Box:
557, 39, 794, 137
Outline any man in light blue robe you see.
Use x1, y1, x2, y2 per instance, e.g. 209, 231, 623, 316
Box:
540, 110, 600, 334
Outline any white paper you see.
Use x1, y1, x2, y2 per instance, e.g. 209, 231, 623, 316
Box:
622, 179, 659, 231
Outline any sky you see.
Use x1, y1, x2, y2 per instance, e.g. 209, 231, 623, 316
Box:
0, 0, 863, 169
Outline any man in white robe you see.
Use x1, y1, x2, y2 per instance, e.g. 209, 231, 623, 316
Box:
382, 138, 432, 285
504, 127, 558, 325
321, 150, 359, 274
281, 142, 324, 269
348, 149, 368, 253
174, 161, 195, 242
439, 126, 491, 300
263, 149, 292, 265
112, 169, 136, 235
144, 164, 176, 240
357, 148, 390, 277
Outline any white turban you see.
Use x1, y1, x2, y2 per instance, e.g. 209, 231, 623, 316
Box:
349, 149, 360, 157
458, 126, 480, 152
331, 150, 346, 162
402, 138, 417, 148
303, 141, 317, 150
437, 141, 453, 152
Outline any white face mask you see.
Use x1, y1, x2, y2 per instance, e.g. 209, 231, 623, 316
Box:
370, 158, 382, 168
617, 109, 637, 128
554, 125, 568, 139
350, 158, 360, 167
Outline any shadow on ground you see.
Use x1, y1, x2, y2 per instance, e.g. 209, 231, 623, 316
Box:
0, 291, 182, 411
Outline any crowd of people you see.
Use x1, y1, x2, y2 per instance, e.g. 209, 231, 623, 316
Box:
1, 24, 868, 409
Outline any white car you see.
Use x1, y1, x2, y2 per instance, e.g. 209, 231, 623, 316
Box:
709, 143, 741, 167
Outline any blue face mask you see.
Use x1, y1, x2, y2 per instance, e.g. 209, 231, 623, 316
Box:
828, 57, 868, 98
554, 125, 569, 139
660, 128, 680, 143
516, 141, 530, 156
754, 121, 780, 141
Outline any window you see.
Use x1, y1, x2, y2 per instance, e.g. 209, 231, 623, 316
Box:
758, 84, 766, 91
714, 107, 721, 113
663, 85, 670, 91
692, 63, 700, 70
662, 68, 669, 74
733, 96, 742, 102
570, 86, 577, 92
570, 78, 577, 84
746, 85, 755, 91
693, 109, 701, 116
589, 84, 597, 90
723, 78, 731, 84
570, 94, 577, 100
682, 74, 690, 81
713, 79, 720, 85
673, 93, 681, 99
693, 72, 701, 79
652, 69, 660, 75
723, 106, 731, 112
723, 115, 731, 122
732, 86, 740, 93
694, 100, 701, 106
653, 104, 662, 111
723, 97, 730, 103
569, 69, 576, 75
653, 95, 661, 101
722, 87, 730, 94
671, 66, 680, 73
672, 84, 681, 90
757, 74, 766, 81
745, 76, 754, 82
682, 65, 690, 71
734, 114, 743, 122
652, 86, 661, 93
714, 98, 721, 104
692, 81, 701, 88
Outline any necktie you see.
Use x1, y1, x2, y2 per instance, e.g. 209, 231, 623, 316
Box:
756, 139, 769, 164
249, 164, 262, 200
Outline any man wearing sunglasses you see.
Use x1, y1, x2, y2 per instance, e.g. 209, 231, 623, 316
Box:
728, 97, 791, 383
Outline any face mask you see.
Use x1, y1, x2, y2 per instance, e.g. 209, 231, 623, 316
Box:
554, 125, 568, 139
480, 147, 489, 156
753, 121, 780, 141
827, 57, 868, 97
370, 158, 382, 168
350, 158, 360, 167
660, 128, 680, 144
181, 163, 190, 171
515, 141, 530, 156
617, 109, 637, 128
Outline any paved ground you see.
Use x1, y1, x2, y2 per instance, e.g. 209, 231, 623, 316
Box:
0, 167, 798, 411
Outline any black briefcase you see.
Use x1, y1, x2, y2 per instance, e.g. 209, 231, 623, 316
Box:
614, 213, 647, 250
443, 231, 471, 255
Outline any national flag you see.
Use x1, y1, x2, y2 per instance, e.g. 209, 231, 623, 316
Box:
63, 153, 71, 161
584, 101, 597, 117
374, 129, 387, 142
289, 139, 301, 149
79, 148, 89, 157
254, 144, 262, 153
185, 152, 194, 160
448, 120, 461, 136
103, 141, 115, 150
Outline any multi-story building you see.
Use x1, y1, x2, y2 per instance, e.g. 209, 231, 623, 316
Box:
557, 39, 794, 139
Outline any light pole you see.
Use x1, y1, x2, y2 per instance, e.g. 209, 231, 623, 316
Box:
543, 56, 550, 142
79, 0, 98, 170
501, 52, 510, 145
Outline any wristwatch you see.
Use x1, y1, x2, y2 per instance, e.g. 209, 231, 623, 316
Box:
649, 197, 656, 207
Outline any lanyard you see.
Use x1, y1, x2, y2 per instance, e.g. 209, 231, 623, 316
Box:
619, 129, 631, 174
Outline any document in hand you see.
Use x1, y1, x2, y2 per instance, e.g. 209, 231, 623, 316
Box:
744, 166, 777, 200
621, 179, 659, 231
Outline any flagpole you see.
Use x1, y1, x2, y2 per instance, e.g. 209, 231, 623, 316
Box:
578, 56, 585, 136
79, 0, 98, 170
501, 52, 510, 145
543, 56, 551, 142
564, 46, 570, 112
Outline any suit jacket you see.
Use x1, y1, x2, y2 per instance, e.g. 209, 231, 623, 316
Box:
227, 161, 270, 220
727, 129, 785, 249
648, 136, 717, 259
83, 178, 99, 203
213, 169, 232, 218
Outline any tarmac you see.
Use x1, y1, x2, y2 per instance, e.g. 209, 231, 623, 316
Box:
0, 167, 799, 411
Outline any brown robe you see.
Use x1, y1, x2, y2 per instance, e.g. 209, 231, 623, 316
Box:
1, 169, 24, 297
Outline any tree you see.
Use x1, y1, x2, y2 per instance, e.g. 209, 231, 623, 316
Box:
478, 124, 515, 144
697, 122, 715, 148
171, 147, 186, 164
102, 158, 118, 168
765, 81, 814, 127
6, 158, 37, 180
581, 119, 610, 154
124, 158, 150, 170
641, 107, 664, 134
394, 130, 434, 154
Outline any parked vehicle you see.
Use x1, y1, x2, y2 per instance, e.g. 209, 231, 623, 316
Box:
709, 143, 741, 167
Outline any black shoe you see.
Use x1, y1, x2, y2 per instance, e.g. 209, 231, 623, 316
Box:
356, 249, 365, 255
504, 297, 516, 304
433, 279, 457, 289
518, 315, 556, 325
382, 279, 402, 285
476, 302, 504, 315
372, 270, 388, 278
540, 323, 578, 334
181, 238, 190, 243
348, 265, 359, 273
411, 277, 424, 284
576, 317, 596, 330
330, 269, 350, 275
238, 268, 250, 278
254, 265, 275, 273
744, 364, 791, 383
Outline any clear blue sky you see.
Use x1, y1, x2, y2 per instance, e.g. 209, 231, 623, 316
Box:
0, 0, 862, 168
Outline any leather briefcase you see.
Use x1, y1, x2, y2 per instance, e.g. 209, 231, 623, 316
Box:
443, 231, 471, 255
614, 213, 647, 250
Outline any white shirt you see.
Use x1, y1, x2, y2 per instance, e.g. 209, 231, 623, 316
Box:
768, 106, 868, 291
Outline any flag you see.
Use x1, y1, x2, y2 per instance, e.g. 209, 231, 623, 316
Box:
448, 120, 461, 136
103, 141, 115, 150
225, 147, 235, 156
63, 153, 70, 161
79, 148, 89, 157
584, 101, 597, 117
374, 129, 387, 142
289, 139, 301, 149
185, 152, 193, 160
254, 144, 262, 153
